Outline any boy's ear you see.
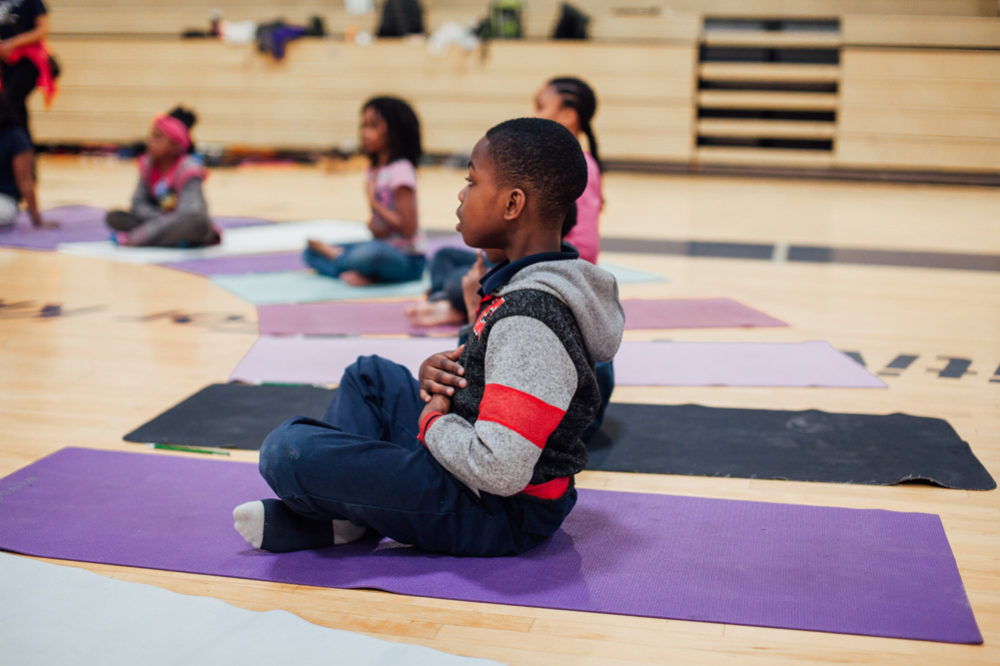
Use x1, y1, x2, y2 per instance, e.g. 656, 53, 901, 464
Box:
503, 187, 526, 221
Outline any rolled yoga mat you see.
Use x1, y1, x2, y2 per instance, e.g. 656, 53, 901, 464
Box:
122, 384, 993, 490
57, 219, 369, 264
587, 403, 995, 490
256, 297, 787, 337
229, 337, 885, 388
0, 447, 981, 643
0, 206, 268, 250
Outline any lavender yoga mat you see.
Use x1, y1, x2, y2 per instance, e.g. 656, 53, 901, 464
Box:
0, 448, 981, 643
257, 298, 787, 337
230, 337, 885, 388
0, 206, 269, 251
165, 251, 306, 276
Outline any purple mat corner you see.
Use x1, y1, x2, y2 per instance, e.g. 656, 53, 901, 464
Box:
0, 448, 981, 644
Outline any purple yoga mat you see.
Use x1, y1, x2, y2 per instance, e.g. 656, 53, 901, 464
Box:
0, 448, 981, 643
0, 205, 108, 249
257, 298, 787, 337
165, 250, 307, 276
230, 337, 885, 388
0, 206, 270, 251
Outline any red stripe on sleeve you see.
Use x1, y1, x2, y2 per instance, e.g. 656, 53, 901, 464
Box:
477, 383, 565, 448
417, 410, 444, 448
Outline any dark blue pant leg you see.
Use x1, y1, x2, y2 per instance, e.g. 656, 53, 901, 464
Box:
582, 360, 615, 440
428, 248, 476, 299
259, 355, 563, 555
334, 240, 426, 283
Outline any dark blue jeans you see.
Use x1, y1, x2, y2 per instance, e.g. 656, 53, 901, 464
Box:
258, 355, 577, 556
427, 247, 477, 313
303, 240, 426, 283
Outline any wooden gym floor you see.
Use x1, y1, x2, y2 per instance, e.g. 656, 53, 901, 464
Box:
2, 155, 999, 664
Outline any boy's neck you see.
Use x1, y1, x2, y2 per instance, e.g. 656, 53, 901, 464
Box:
503, 225, 562, 262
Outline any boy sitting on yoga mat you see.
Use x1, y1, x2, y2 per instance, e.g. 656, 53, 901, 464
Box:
234, 118, 624, 556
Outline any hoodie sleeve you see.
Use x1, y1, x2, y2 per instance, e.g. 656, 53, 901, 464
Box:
422, 316, 577, 496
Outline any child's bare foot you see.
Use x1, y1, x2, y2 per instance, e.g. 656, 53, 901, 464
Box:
405, 300, 467, 326
340, 270, 373, 287
307, 239, 343, 260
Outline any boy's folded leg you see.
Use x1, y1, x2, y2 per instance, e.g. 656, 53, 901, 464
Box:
233, 499, 366, 553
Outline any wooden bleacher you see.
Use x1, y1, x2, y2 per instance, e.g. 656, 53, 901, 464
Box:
29, 1, 1000, 177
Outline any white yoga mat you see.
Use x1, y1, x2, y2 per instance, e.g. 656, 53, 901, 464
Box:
57, 219, 371, 264
0, 552, 500, 666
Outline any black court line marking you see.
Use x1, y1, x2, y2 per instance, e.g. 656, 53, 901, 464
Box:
879, 354, 919, 377
436, 227, 1000, 272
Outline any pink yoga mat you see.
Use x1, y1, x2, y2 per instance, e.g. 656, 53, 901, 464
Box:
230, 337, 885, 388
256, 298, 787, 337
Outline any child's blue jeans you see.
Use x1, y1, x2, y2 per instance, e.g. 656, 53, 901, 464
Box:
303, 240, 426, 283
258, 355, 577, 556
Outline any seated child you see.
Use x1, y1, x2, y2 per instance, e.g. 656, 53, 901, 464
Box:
405, 75, 602, 326
304, 96, 426, 286
105, 106, 217, 247
234, 117, 624, 557
0, 110, 47, 229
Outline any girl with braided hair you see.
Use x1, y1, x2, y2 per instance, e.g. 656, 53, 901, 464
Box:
532, 76, 603, 264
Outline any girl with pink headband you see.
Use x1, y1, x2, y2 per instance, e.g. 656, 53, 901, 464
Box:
105, 106, 218, 247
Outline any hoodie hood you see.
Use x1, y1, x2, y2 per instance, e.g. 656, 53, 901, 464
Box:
496, 259, 624, 363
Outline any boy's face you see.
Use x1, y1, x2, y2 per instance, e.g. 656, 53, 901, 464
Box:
455, 137, 507, 249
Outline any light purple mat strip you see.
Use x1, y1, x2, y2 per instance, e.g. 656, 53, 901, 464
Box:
164, 250, 306, 276
230, 337, 885, 388
0, 206, 270, 251
257, 298, 787, 337
0, 448, 981, 643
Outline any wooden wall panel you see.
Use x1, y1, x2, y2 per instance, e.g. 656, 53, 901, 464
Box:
837, 47, 1000, 172
30, 38, 697, 160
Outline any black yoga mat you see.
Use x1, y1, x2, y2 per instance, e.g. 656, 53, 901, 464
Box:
586, 403, 995, 490
125, 385, 994, 490
124, 384, 336, 450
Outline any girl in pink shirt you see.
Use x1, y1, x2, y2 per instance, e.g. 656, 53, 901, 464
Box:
532, 76, 603, 264
306, 96, 426, 285
406, 76, 604, 327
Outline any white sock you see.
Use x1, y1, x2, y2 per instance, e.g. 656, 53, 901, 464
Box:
332, 519, 367, 545
233, 501, 265, 549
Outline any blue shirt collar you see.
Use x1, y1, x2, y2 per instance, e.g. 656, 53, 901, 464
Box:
479, 243, 579, 297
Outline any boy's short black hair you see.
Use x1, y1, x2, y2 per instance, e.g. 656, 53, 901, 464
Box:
485, 118, 587, 226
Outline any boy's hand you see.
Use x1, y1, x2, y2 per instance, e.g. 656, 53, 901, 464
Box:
418, 345, 466, 402
419, 393, 451, 425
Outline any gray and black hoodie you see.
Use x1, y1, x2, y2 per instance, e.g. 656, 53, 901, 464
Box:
418, 248, 624, 499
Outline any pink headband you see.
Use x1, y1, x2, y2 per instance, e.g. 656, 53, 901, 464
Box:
154, 114, 191, 150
